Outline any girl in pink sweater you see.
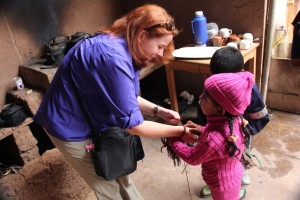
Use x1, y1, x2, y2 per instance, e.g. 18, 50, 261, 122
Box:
170, 72, 254, 200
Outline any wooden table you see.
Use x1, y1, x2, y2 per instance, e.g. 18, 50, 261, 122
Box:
165, 43, 260, 112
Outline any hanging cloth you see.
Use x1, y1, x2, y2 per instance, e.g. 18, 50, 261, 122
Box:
291, 10, 300, 66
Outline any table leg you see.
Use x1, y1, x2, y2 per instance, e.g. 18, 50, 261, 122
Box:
247, 57, 256, 81
165, 65, 179, 112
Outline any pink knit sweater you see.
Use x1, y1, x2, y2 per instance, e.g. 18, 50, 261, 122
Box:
170, 115, 245, 197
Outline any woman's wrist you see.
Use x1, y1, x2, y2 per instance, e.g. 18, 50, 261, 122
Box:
180, 126, 186, 137
153, 105, 159, 117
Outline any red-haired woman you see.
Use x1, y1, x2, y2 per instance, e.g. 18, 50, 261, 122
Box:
34, 4, 197, 200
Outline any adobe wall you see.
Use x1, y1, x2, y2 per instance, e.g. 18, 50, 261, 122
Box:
267, 58, 300, 114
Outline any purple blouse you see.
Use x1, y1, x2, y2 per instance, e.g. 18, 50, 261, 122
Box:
34, 34, 144, 141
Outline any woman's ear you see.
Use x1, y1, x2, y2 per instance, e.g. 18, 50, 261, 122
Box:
138, 30, 147, 43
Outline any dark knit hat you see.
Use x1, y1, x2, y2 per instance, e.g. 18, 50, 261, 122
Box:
204, 72, 254, 115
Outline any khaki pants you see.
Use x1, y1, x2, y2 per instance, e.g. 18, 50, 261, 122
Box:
46, 132, 144, 200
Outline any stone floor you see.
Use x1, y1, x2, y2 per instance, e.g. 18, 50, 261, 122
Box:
86, 106, 300, 200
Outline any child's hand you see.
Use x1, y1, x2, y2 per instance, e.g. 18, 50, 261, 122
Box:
184, 120, 201, 136
181, 127, 199, 143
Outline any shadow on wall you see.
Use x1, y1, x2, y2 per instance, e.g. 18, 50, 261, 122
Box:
0, 0, 70, 48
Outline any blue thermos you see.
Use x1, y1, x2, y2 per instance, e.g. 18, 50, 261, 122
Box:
191, 11, 208, 46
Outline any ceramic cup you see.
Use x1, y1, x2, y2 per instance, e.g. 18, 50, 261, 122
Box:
219, 28, 232, 38
227, 42, 238, 49
243, 33, 253, 44
239, 39, 252, 50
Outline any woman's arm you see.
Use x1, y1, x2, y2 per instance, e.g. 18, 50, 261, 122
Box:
137, 96, 158, 116
125, 120, 198, 143
135, 96, 198, 143
137, 96, 181, 125
126, 120, 183, 137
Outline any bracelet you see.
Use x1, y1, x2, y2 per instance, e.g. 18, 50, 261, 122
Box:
153, 106, 158, 116
180, 126, 186, 137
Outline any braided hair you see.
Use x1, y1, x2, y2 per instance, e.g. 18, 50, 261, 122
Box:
240, 116, 252, 149
226, 113, 252, 157
226, 113, 241, 157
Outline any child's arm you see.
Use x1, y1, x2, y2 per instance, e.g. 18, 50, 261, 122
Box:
244, 84, 270, 135
169, 136, 217, 166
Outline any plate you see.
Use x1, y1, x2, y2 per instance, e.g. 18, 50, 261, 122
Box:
172, 46, 221, 59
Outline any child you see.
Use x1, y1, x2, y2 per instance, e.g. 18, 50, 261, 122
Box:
170, 72, 254, 200
198, 47, 269, 136
194, 47, 269, 198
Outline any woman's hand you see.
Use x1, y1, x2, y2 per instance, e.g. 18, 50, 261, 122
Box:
157, 107, 181, 125
137, 96, 180, 124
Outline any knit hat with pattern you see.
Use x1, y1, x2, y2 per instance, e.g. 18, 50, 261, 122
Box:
204, 71, 254, 115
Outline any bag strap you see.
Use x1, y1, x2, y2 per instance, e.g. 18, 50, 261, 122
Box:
66, 35, 100, 135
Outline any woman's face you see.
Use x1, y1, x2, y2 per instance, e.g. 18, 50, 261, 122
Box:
139, 31, 173, 62
199, 91, 220, 116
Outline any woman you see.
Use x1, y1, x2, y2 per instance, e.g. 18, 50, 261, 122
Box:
33, 4, 197, 200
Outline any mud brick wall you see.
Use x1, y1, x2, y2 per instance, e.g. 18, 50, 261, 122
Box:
0, 118, 38, 166
0, 149, 93, 200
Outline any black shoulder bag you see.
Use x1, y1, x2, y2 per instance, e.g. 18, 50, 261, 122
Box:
91, 127, 144, 180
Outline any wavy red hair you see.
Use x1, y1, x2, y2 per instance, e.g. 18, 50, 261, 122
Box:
99, 4, 179, 67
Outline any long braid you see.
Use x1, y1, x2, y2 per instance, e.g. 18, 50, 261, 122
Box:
227, 113, 241, 157
240, 116, 251, 149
